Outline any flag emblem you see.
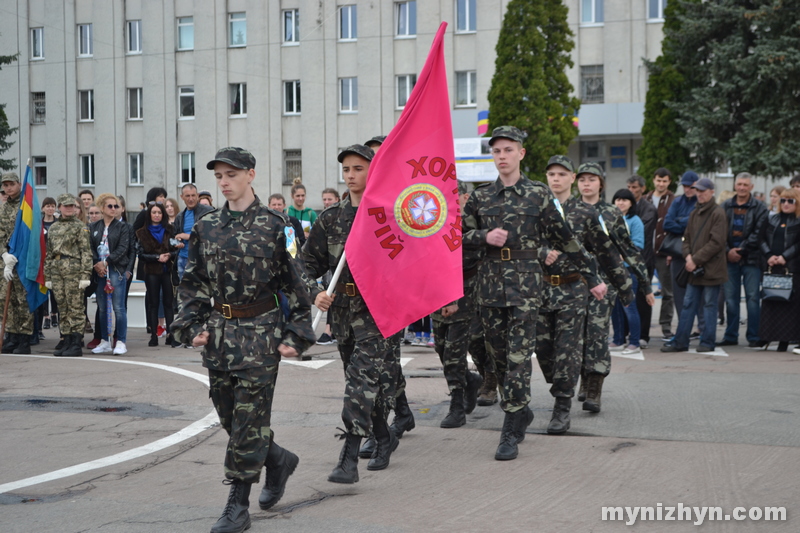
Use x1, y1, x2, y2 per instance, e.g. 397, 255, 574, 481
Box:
394, 183, 448, 238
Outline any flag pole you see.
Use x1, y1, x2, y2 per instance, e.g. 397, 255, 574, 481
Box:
312, 251, 346, 330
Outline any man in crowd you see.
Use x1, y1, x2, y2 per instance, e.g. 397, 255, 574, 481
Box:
718, 172, 768, 348
79, 189, 95, 214
173, 183, 214, 281
664, 171, 700, 325
267, 194, 305, 248
644, 168, 676, 338
627, 175, 657, 347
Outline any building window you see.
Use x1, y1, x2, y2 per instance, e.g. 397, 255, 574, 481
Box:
127, 88, 143, 120
78, 90, 94, 121
230, 83, 247, 116
229, 12, 246, 47
284, 9, 299, 43
179, 152, 195, 184
396, 1, 417, 37
284, 80, 301, 115
610, 146, 627, 169
30, 27, 44, 60
179, 86, 194, 118
283, 150, 302, 185
127, 20, 142, 54
33, 156, 47, 187
581, 0, 604, 24
78, 23, 93, 57
456, 71, 476, 107
456, 0, 476, 33
80, 154, 95, 186
580, 65, 604, 103
340, 5, 357, 41
128, 153, 143, 185
648, 0, 667, 20
581, 141, 606, 169
177, 17, 194, 50
340, 77, 358, 113
396, 74, 417, 109
31, 92, 46, 124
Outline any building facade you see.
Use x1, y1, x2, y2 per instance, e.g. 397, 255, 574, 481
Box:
0, 0, 663, 209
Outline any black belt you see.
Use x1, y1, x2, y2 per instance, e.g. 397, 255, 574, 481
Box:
214, 297, 278, 319
54, 254, 74, 260
544, 273, 582, 286
335, 281, 360, 297
486, 248, 537, 261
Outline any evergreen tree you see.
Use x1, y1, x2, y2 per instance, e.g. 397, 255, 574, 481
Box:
0, 45, 19, 171
487, 0, 580, 180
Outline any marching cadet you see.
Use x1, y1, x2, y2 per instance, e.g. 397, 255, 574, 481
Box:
0, 172, 34, 354
537, 157, 634, 433
577, 162, 655, 413
171, 147, 315, 533
462, 127, 606, 461
44, 194, 93, 357
303, 145, 403, 484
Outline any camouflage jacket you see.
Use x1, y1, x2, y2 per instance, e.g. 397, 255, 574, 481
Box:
431, 239, 480, 324
44, 216, 93, 280
0, 194, 21, 254
171, 196, 316, 371
586, 199, 652, 295
462, 175, 598, 307
301, 195, 383, 341
541, 197, 635, 309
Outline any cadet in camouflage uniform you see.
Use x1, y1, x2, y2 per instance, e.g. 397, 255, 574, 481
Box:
577, 162, 655, 413
462, 127, 607, 461
171, 148, 316, 533
303, 145, 402, 484
536, 157, 634, 434
431, 181, 483, 428
44, 194, 93, 357
0, 172, 34, 355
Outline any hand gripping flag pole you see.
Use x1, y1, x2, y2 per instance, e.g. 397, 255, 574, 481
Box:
311, 250, 347, 331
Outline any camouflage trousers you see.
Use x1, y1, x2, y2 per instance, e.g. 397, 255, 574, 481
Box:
49, 259, 86, 335
481, 304, 537, 413
391, 332, 406, 398
341, 334, 399, 437
432, 317, 470, 391
535, 283, 588, 398
0, 275, 33, 335
468, 312, 492, 377
582, 285, 617, 377
208, 366, 277, 484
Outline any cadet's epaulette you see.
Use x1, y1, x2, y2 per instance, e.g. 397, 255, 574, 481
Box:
196, 207, 217, 221
266, 207, 291, 225
319, 202, 341, 215
473, 181, 492, 190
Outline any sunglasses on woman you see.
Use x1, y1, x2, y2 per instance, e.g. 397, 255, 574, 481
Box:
106, 204, 119, 209
780, 198, 796, 205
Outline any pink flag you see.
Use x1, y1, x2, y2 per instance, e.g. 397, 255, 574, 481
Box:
345, 22, 462, 337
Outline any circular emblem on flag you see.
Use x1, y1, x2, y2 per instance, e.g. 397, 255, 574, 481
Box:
394, 183, 448, 238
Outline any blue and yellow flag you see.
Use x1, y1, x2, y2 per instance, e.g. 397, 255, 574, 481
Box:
8, 164, 48, 312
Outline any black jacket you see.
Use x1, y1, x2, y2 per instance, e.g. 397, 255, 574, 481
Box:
636, 198, 657, 272
89, 218, 131, 274
759, 213, 800, 273
172, 203, 215, 237
135, 226, 178, 276
721, 195, 769, 266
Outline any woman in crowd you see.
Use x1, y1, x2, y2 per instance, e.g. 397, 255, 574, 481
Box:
769, 186, 786, 216
288, 178, 317, 238
164, 198, 180, 226
758, 188, 800, 351
609, 189, 645, 356
135, 204, 178, 347
40, 197, 59, 331
198, 190, 213, 207
85, 203, 103, 349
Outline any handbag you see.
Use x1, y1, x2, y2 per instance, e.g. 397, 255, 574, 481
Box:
658, 232, 684, 258
676, 265, 706, 289
762, 267, 793, 301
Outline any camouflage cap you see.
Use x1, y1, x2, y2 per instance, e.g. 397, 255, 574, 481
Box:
488, 126, 528, 146
364, 135, 387, 147
457, 180, 469, 195
338, 144, 374, 163
577, 162, 605, 179
206, 147, 256, 170
198, 190, 213, 198
546, 155, 575, 173
1, 172, 19, 183
57, 193, 78, 206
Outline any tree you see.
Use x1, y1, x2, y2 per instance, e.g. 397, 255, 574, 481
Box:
486, 0, 580, 180
0, 44, 19, 171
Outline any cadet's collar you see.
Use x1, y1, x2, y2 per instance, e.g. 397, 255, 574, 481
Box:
491, 173, 530, 197
220, 196, 261, 229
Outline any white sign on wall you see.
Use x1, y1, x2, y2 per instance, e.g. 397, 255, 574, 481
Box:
454, 137, 496, 183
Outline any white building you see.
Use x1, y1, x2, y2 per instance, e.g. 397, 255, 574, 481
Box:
0, 0, 664, 209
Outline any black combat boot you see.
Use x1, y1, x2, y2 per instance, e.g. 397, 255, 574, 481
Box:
367, 414, 399, 471
476, 371, 499, 406
577, 371, 588, 402
2, 333, 19, 354
440, 388, 466, 428
53, 333, 68, 356
210, 479, 252, 533
148, 335, 158, 347
389, 391, 415, 439
13, 334, 31, 354
494, 406, 533, 461
547, 397, 571, 434
60, 333, 83, 357
358, 434, 376, 459
582, 374, 605, 413
328, 432, 361, 484
463, 371, 483, 415
259, 437, 299, 510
